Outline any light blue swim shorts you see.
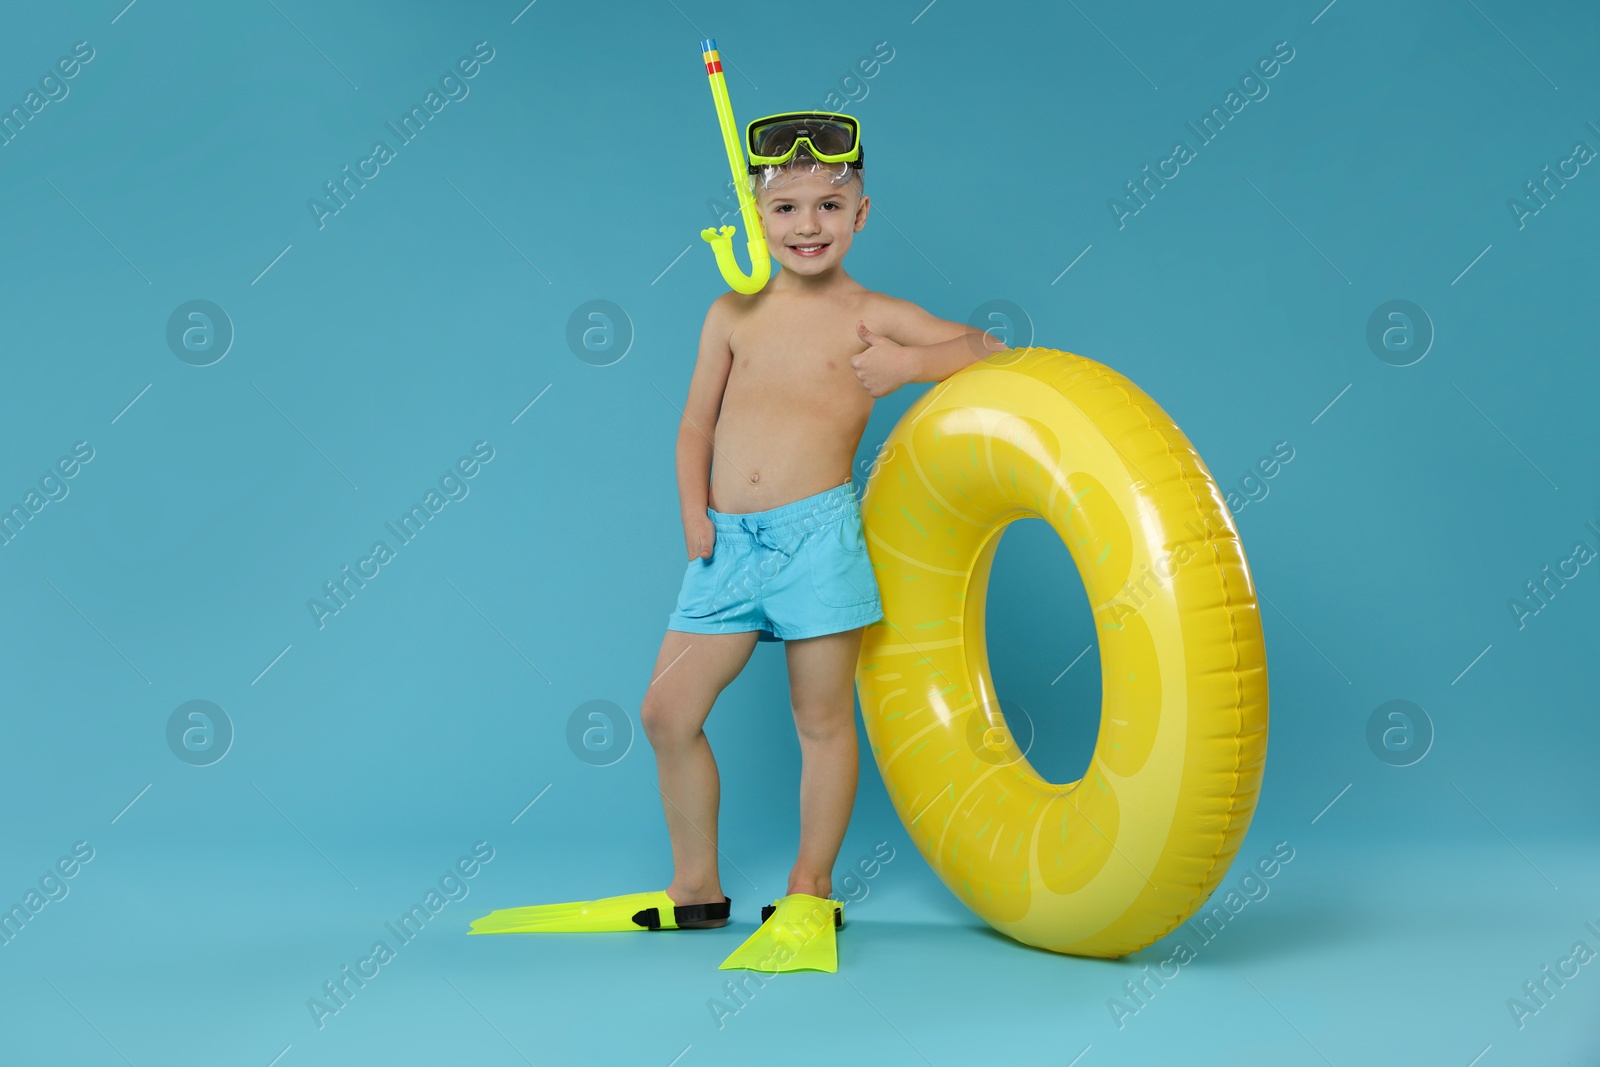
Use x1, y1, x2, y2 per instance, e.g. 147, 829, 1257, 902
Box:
666, 480, 884, 643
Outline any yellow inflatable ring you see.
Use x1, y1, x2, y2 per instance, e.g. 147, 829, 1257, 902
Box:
856, 347, 1268, 959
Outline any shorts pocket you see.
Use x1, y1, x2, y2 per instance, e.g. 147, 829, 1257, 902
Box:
807, 511, 876, 609
674, 554, 719, 617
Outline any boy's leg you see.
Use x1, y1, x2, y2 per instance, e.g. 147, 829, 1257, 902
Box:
781, 626, 864, 899
641, 627, 761, 907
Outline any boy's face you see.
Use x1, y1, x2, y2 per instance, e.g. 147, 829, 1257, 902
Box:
755, 172, 868, 276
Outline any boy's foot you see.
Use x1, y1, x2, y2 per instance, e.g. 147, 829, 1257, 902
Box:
665, 882, 729, 927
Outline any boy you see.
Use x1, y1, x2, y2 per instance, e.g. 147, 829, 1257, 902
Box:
649, 113, 1002, 968
468, 113, 1001, 970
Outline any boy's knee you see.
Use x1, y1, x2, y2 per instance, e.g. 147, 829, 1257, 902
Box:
640, 690, 696, 744
639, 691, 670, 738
791, 701, 854, 743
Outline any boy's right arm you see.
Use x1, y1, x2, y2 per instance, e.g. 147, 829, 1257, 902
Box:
676, 293, 736, 559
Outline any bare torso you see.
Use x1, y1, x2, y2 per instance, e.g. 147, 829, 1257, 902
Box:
708, 283, 879, 514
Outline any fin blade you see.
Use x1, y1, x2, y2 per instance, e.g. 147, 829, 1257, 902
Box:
468, 891, 674, 933
718, 893, 840, 973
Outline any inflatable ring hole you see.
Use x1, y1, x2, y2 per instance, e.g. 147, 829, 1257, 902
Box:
981, 516, 1101, 787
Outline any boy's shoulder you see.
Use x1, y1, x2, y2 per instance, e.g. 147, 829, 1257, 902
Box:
856, 288, 925, 320
851, 289, 952, 343
700, 290, 748, 342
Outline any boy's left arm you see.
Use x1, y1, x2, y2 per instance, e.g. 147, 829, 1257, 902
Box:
849, 296, 1006, 397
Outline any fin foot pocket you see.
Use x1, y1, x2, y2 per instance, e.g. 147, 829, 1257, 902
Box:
761, 901, 843, 928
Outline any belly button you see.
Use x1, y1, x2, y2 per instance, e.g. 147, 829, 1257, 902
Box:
750, 471, 760, 483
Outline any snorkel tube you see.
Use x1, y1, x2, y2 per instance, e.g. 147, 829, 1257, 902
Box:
698, 39, 771, 294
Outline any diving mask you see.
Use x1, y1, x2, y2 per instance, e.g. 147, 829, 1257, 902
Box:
745, 111, 863, 190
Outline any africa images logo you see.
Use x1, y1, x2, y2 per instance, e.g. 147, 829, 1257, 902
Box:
307, 441, 495, 629
1106, 841, 1296, 1029
307, 42, 496, 230
1107, 40, 1296, 230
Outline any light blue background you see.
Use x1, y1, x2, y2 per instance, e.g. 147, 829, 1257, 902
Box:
1, 0, 1596, 1064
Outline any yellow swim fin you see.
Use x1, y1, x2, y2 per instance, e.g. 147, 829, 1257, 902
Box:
717, 892, 843, 973
468, 891, 731, 934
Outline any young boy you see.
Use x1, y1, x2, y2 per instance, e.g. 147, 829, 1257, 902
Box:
645, 113, 1002, 968
468, 114, 1001, 970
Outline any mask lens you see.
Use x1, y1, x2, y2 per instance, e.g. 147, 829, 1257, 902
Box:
750, 115, 856, 161
803, 120, 854, 155
751, 120, 801, 159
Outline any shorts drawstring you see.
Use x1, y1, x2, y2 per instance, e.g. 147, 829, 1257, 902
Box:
738, 515, 795, 559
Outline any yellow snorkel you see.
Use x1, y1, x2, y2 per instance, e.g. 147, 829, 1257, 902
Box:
698, 39, 771, 294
